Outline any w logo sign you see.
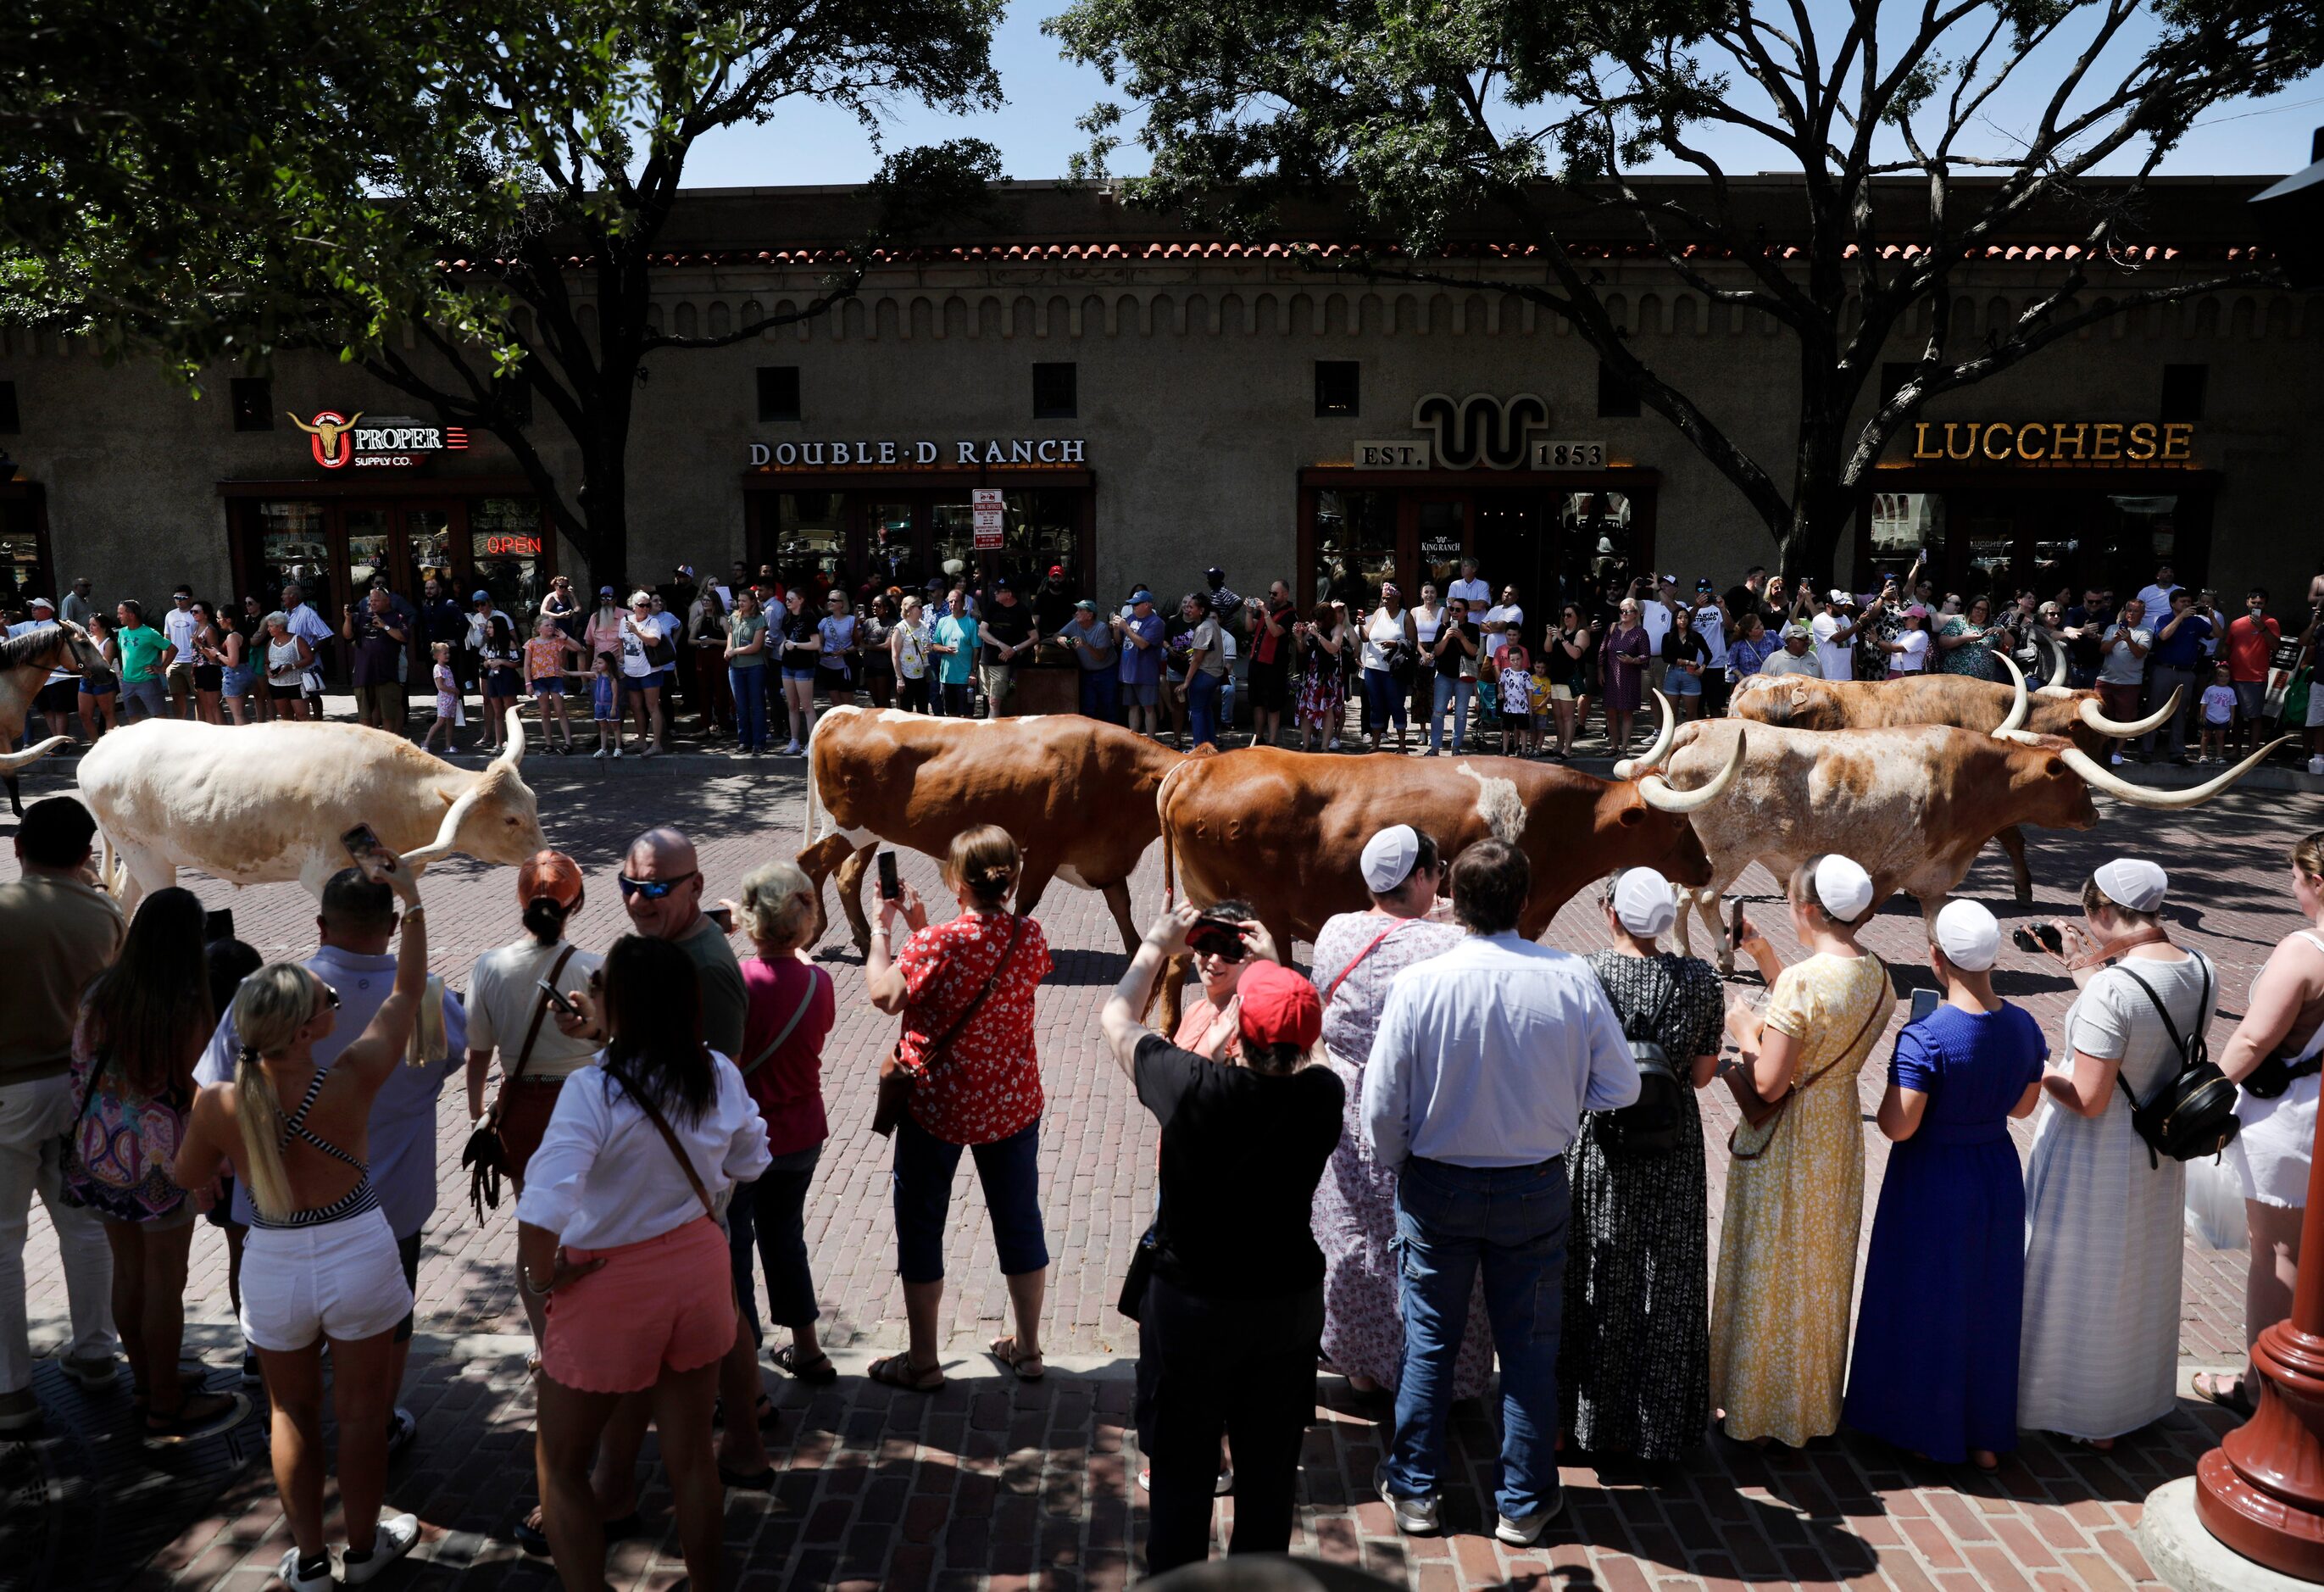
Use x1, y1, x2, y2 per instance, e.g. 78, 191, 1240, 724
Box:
1412, 393, 1548, 470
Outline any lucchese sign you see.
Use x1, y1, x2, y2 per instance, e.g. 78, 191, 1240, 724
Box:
1907, 420, 2197, 465
748, 437, 1087, 467
290, 410, 469, 470
1353, 394, 1605, 472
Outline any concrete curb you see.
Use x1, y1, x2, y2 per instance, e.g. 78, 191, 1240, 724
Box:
2138, 1475, 2319, 1592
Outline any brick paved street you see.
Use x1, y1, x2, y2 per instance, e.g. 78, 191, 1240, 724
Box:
2, 739, 2315, 1590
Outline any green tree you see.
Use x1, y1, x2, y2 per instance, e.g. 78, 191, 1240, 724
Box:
3, 0, 1005, 586
1049, 0, 2323, 578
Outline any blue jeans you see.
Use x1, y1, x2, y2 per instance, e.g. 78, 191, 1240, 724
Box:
1386, 1155, 1571, 1518
891, 1115, 1048, 1284
1078, 669, 1119, 722
1430, 675, 1473, 751
1187, 669, 1223, 747
726, 1143, 822, 1340
729, 665, 768, 749
1362, 668, 1408, 734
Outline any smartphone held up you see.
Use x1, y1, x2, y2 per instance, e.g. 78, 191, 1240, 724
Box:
340, 823, 399, 885
877, 850, 902, 903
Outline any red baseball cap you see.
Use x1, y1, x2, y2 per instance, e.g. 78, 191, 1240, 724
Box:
1236, 962, 1321, 1051
1048, 564, 1064, 577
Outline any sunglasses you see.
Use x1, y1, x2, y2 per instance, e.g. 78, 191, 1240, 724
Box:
312, 982, 342, 1020
618, 870, 698, 900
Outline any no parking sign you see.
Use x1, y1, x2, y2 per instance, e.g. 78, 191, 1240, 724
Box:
972, 488, 1004, 549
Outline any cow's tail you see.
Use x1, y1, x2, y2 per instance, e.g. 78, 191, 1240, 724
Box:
802, 711, 833, 847
1154, 752, 1200, 910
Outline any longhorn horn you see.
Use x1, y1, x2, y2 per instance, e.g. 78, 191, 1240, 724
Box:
2057, 735, 2295, 810
2079, 687, 2182, 741
1637, 727, 1748, 813
0, 735, 67, 775
399, 782, 486, 869
2044, 632, 2070, 692
493, 705, 527, 770
1992, 653, 2031, 738
1614, 691, 1676, 781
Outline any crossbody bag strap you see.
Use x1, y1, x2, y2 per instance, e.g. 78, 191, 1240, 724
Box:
1789, 958, 1889, 1098
917, 916, 1024, 1081
2111, 954, 2213, 1115
491, 944, 576, 1127
742, 964, 828, 1078
1324, 921, 1409, 1006
627, 1082, 716, 1219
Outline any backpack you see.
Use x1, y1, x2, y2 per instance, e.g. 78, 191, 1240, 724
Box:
2110, 953, 2239, 1168
1598, 966, 1690, 1157
59, 1046, 190, 1224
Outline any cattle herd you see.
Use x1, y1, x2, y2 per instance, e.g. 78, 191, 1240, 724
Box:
27, 660, 2290, 979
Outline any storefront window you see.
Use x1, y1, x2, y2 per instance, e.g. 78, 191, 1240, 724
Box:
931, 501, 976, 589
998, 491, 1077, 593
1870, 493, 1943, 562
776, 492, 846, 598
1960, 505, 2017, 602
867, 502, 916, 592
1315, 489, 1393, 610
408, 508, 455, 593
0, 517, 44, 614
254, 500, 333, 614
1558, 491, 1634, 608
346, 508, 391, 604
470, 498, 544, 617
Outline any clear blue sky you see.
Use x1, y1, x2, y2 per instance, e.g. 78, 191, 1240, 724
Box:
679, 4, 2322, 189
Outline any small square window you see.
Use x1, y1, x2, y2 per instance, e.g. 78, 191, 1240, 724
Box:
1595, 361, 1641, 420
2160, 364, 2207, 423
230, 377, 274, 431
1315, 360, 1360, 418
0, 381, 18, 435
756, 366, 800, 423
1032, 362, 1077, 420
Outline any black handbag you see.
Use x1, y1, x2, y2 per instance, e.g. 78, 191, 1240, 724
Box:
1117, 1227, 1160, 1322
462, 946, 574, 1222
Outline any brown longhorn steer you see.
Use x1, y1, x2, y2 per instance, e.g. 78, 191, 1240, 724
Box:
798, 706, 1180, 954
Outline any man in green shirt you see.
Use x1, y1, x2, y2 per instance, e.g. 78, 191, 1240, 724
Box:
0, 798, 125, 1429
113, 598, 175, 722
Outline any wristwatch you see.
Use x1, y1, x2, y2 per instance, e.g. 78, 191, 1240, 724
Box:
520, 1268, 553, 1297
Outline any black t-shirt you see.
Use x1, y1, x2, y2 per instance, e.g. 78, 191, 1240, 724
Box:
1432, 621, 1478, 678
1134, 1033, 1343, 1299
982, 599, 1036, 652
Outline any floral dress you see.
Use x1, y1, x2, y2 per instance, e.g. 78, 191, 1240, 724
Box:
1709, 951, 1893, 1446
1561, 950, 1722, 1461
1294, 627, 1346, 730
1307, 911, 1493, 1396
1936, 616, 2007, 682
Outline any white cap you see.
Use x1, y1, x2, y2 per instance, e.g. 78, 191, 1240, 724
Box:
1932, 899, 2001, 972
1828, 588, 1850, 604
1611, 868, 1677, 938
1813, 854, 1876, 921
1360, 826, 1421, 894
2093, 858, 2168, 913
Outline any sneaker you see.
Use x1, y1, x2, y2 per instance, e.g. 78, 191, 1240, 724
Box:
2310, 755, 2324, 776
337, 1514, 420, 1586
611, 746, 624, 759
275, 1548, 332, 1592
592, 745, 607, 759
1374, 1462, 1440, 1535
1495, 1490, 1565, 1546
60, 1352, 120, 1391
386, 1406, 418, 1460
0, 1387, 40, 1433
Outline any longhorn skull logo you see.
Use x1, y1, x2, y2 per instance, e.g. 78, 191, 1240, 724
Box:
1410, 393, 1548, 470
288, 410, 364, 470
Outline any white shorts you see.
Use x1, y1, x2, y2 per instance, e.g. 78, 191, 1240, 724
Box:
239, 1206, 414, 1351
2231, 1074, 2318, 1209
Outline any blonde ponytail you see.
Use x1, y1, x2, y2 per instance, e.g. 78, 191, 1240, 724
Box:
229, 964, 322, 1221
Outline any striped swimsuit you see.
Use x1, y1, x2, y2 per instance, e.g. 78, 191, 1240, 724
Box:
247, 1069, 380, 1231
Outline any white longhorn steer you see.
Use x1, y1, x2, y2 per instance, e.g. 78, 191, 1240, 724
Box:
78, 709, 546, 914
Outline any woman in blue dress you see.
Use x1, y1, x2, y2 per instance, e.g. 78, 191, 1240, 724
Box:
1843, 899, 2045, 1469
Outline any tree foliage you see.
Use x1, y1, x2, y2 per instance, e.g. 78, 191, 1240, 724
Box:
1049, 0, 2324, 576
2, 0, 1006, 583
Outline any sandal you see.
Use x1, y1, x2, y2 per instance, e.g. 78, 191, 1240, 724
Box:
143, 1389, 250, 1445
867, 1352, 944, 1393
2191, 1371, 2255, 1417
989, 1335, 1045, 1382
772, 1344, 838, 1386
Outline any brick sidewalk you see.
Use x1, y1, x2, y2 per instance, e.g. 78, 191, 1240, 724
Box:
2, 749, 2309, 1589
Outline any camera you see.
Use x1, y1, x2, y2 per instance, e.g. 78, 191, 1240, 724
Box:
2010, 923, 2064, 955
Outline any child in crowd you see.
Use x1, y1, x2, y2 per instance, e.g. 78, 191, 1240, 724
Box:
1498, 636, 1536, 755
420, 642, 459, 752
1531, 655, 1554, 756
2200, 661, 2237, 765
525, 616, 581, 754
583, 649, 623, 758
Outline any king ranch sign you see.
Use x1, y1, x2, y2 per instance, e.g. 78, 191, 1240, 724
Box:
290, 410, 470, 470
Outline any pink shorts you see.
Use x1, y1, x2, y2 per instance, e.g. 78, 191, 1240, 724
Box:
541, 1216, 735, 1393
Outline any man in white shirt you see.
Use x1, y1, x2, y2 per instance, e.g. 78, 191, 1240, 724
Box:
1639, 576, 1677, 692
1690, 580, 1729, 715
1481, 585, 1524, 661
2134, 563, 2182, 621
280, 583, 335, 713
1448, 559, 1490, 610
197, 869, 467, 1437
161, 585, 200, 718
1810, 590, 1860, 682
1363, 840, 1637, 1547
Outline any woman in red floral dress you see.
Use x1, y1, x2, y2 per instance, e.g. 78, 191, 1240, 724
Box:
861, 826, 1056, 1391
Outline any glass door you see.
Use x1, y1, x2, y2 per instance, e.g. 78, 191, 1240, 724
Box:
343, 506, 393, 615
865, 501, 918, 594
467, 498, 542, 620
1315, 488, 1397, 612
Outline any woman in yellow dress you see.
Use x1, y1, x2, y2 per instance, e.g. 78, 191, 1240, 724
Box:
1710, 854, 1895, 1447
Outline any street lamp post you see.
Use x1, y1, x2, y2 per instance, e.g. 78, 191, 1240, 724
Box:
2195, 1111, 2324, 1577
